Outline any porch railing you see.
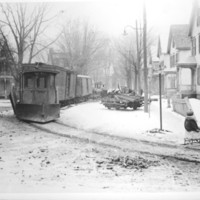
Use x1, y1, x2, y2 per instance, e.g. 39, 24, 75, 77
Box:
179, 85, 196, 92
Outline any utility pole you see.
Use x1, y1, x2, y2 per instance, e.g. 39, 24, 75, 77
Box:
136, 20, 140, 94
143, 1, 148, 113
159, 71, 163, 130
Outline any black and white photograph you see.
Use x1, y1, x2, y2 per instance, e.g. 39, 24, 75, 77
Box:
0, 0, 200, 199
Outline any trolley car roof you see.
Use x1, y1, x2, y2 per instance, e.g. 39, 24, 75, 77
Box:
21, 63, 74, 74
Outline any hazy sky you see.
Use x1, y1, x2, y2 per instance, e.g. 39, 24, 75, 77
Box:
47, 0, 193, 52
4, 0, 194, 52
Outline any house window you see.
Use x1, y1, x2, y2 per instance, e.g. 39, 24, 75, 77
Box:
24, 73, 34, 89
197, 67, 200, 85
170, 56, 172, 67
171, 75, 176, 89
176, 52, 179, 63
192, 37, 196, 56
199, 34, 200, 54
36, 73, 47, 89
170, 54, 176, 67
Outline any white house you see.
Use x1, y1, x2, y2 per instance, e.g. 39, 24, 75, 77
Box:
166, 24, 193, 98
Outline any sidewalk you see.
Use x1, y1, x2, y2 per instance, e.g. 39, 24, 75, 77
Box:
148, 98, 185, 143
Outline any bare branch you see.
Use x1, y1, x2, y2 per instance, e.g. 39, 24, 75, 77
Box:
30, 31, 62, 62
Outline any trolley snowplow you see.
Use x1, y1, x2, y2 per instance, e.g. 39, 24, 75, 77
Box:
101, 92, 143, 110
9, 63, 60, 123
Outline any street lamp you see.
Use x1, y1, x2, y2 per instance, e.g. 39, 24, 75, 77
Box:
123, 22, 142, 95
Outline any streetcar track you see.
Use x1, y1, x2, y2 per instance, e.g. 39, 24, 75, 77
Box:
55, 120, 181, 149
54, 120, 200, 153
29, 121, 200, 163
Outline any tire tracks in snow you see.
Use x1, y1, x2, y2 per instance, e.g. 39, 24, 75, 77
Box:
29, 120, 200, 164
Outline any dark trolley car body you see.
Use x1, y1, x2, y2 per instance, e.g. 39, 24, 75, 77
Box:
10, 63, 60, 123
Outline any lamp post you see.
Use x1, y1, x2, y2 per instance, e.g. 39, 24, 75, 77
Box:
123, 21, 142, 94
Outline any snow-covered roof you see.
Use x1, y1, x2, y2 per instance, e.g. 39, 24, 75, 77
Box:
163, 67, 177, 73
177, 56, 197, 66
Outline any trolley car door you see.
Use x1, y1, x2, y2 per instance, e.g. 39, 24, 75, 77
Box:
49, 74, 56, 103
34, 73, 48, 104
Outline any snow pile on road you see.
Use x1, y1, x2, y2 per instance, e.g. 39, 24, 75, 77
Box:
61, 100, 185, 144
61, 103, 157, 137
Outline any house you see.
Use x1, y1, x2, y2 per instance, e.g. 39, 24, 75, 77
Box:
166, 24, 193, 99
0, 41, 14, 99
188, 0, 200, 99
159, 36, 175, 98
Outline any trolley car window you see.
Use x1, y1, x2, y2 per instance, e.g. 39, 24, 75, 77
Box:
36, 74, 47, 89
24, 74, 34, 88
49, 75, 55, 87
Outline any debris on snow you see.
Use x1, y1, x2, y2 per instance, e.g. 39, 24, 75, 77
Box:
105, 155, 160, 170
147, 128, 172, 135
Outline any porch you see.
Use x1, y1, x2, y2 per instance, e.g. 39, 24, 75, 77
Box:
163, 67, 177, 98
176, 56, 197, 98
171, 56, 197, 116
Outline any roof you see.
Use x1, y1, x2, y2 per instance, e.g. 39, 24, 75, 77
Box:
163, 67, 177, 73
167, 24, 191, 53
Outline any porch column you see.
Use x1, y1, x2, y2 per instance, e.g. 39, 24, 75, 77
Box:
191, 68, 195, 92
4, 78, 7, 99
176, 67, 180, 92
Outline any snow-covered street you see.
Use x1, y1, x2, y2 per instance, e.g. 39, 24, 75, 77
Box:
60, 98, 185, 145
1, 99, 200, 193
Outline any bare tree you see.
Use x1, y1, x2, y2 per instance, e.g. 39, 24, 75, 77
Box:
113, 34, 137, 90
0, 31, 18, 81
57, 18, 108, 74
113, 24, 157, 92
0, 2, 62, 82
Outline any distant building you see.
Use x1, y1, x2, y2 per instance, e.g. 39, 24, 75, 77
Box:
148, 40, 164, 96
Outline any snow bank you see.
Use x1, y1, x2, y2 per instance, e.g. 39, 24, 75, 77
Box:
61, 100, 185, 144
0, 99, 185, 144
